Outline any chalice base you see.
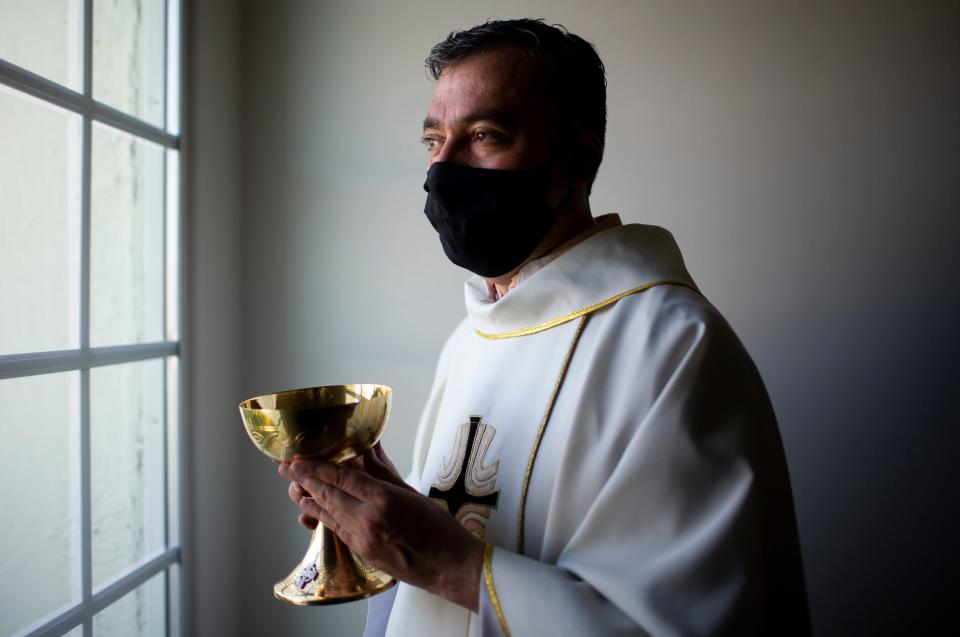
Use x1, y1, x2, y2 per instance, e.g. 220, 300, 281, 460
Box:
274, 523, 396, 605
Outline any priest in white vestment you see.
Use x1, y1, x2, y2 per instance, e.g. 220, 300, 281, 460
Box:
279, 18, 810, 637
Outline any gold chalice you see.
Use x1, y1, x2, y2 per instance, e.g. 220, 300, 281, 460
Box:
239, 383, 396, 605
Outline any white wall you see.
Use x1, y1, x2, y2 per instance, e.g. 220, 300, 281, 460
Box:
232, 1, 958, 635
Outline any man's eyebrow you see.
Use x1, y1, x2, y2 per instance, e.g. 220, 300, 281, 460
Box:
422, 110, 517, 132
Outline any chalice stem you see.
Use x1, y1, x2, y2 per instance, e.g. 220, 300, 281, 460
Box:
273, 520, 396, 605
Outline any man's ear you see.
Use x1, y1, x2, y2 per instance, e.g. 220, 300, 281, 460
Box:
571, 128, 604, 186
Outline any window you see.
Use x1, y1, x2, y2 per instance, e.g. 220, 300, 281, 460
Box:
0, 1, 182, 636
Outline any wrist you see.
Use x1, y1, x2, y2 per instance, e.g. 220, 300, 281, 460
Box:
437, 535, 485, 612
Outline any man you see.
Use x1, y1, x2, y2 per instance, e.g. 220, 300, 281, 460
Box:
279, 19, 810, 636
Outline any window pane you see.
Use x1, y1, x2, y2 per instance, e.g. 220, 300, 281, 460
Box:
0, 0, 82, 89
165, 149, 179, 340
93, 0, 166, 127
0, 85, 81, 355
91, 123, 164, 346
0, 372, 79, 636
165, 0, 180, 134
93, 571, 166, 637
165, 357, 179, 546
91, 360, 165, 587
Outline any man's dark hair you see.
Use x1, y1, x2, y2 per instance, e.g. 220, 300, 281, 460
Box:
426, 18, 607, 157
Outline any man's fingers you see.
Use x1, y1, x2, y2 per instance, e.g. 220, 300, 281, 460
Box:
298, 474, 364, 517
292, 460, 376, 501
278, 462, 297, 481
361, 444, 415, 491
373, 442, 400, 475
290, 483, 319, 529
360, 452, 401, 485
288, 480, 310, 505
299, 497, 348, 542
298, 496, 326, 522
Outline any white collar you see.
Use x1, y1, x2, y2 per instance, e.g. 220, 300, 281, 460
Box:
463, 223, 698, 338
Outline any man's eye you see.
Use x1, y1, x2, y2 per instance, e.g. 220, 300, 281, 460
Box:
420, 136, 441, 151
473, 130, 501, 144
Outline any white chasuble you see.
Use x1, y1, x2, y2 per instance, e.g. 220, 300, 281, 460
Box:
378, 222, 810, 637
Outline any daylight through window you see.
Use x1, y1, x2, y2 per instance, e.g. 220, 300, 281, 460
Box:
0, 1, 183, 635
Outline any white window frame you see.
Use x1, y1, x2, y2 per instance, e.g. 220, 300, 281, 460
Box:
0, 1, 185, 635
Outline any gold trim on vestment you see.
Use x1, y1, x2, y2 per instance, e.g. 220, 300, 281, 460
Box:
483, 543, 512, 637
475, 279, 697, 340
516, 314, 590, 555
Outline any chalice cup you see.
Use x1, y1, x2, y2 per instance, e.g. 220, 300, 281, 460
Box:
240, 383, 396, 605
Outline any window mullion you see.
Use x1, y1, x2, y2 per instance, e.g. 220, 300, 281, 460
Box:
0, 61, 179, 149
79, 367, 92, 637
18, 548, 180, 637
80, 1, 93, 634
0, 342, 180, 380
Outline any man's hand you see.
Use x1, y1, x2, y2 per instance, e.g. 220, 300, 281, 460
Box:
286, 443, 411, 530
278, 443, 484, 612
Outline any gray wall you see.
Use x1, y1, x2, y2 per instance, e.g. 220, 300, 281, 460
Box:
188, 1, 959, 635
184, 0, 242, 635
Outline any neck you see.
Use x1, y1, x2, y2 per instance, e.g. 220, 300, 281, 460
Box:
486, 205, 618, 298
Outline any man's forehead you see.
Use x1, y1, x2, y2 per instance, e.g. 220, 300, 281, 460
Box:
439, 46, 538, 83
425, 47, 549, 127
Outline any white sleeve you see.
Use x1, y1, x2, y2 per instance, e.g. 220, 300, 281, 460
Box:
362, 583, 398, 637
476, 310, 809, 636
409, 318, 471, 482
367, 318, 472, 635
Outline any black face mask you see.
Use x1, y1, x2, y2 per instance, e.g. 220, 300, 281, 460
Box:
422, 161, 565, 278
